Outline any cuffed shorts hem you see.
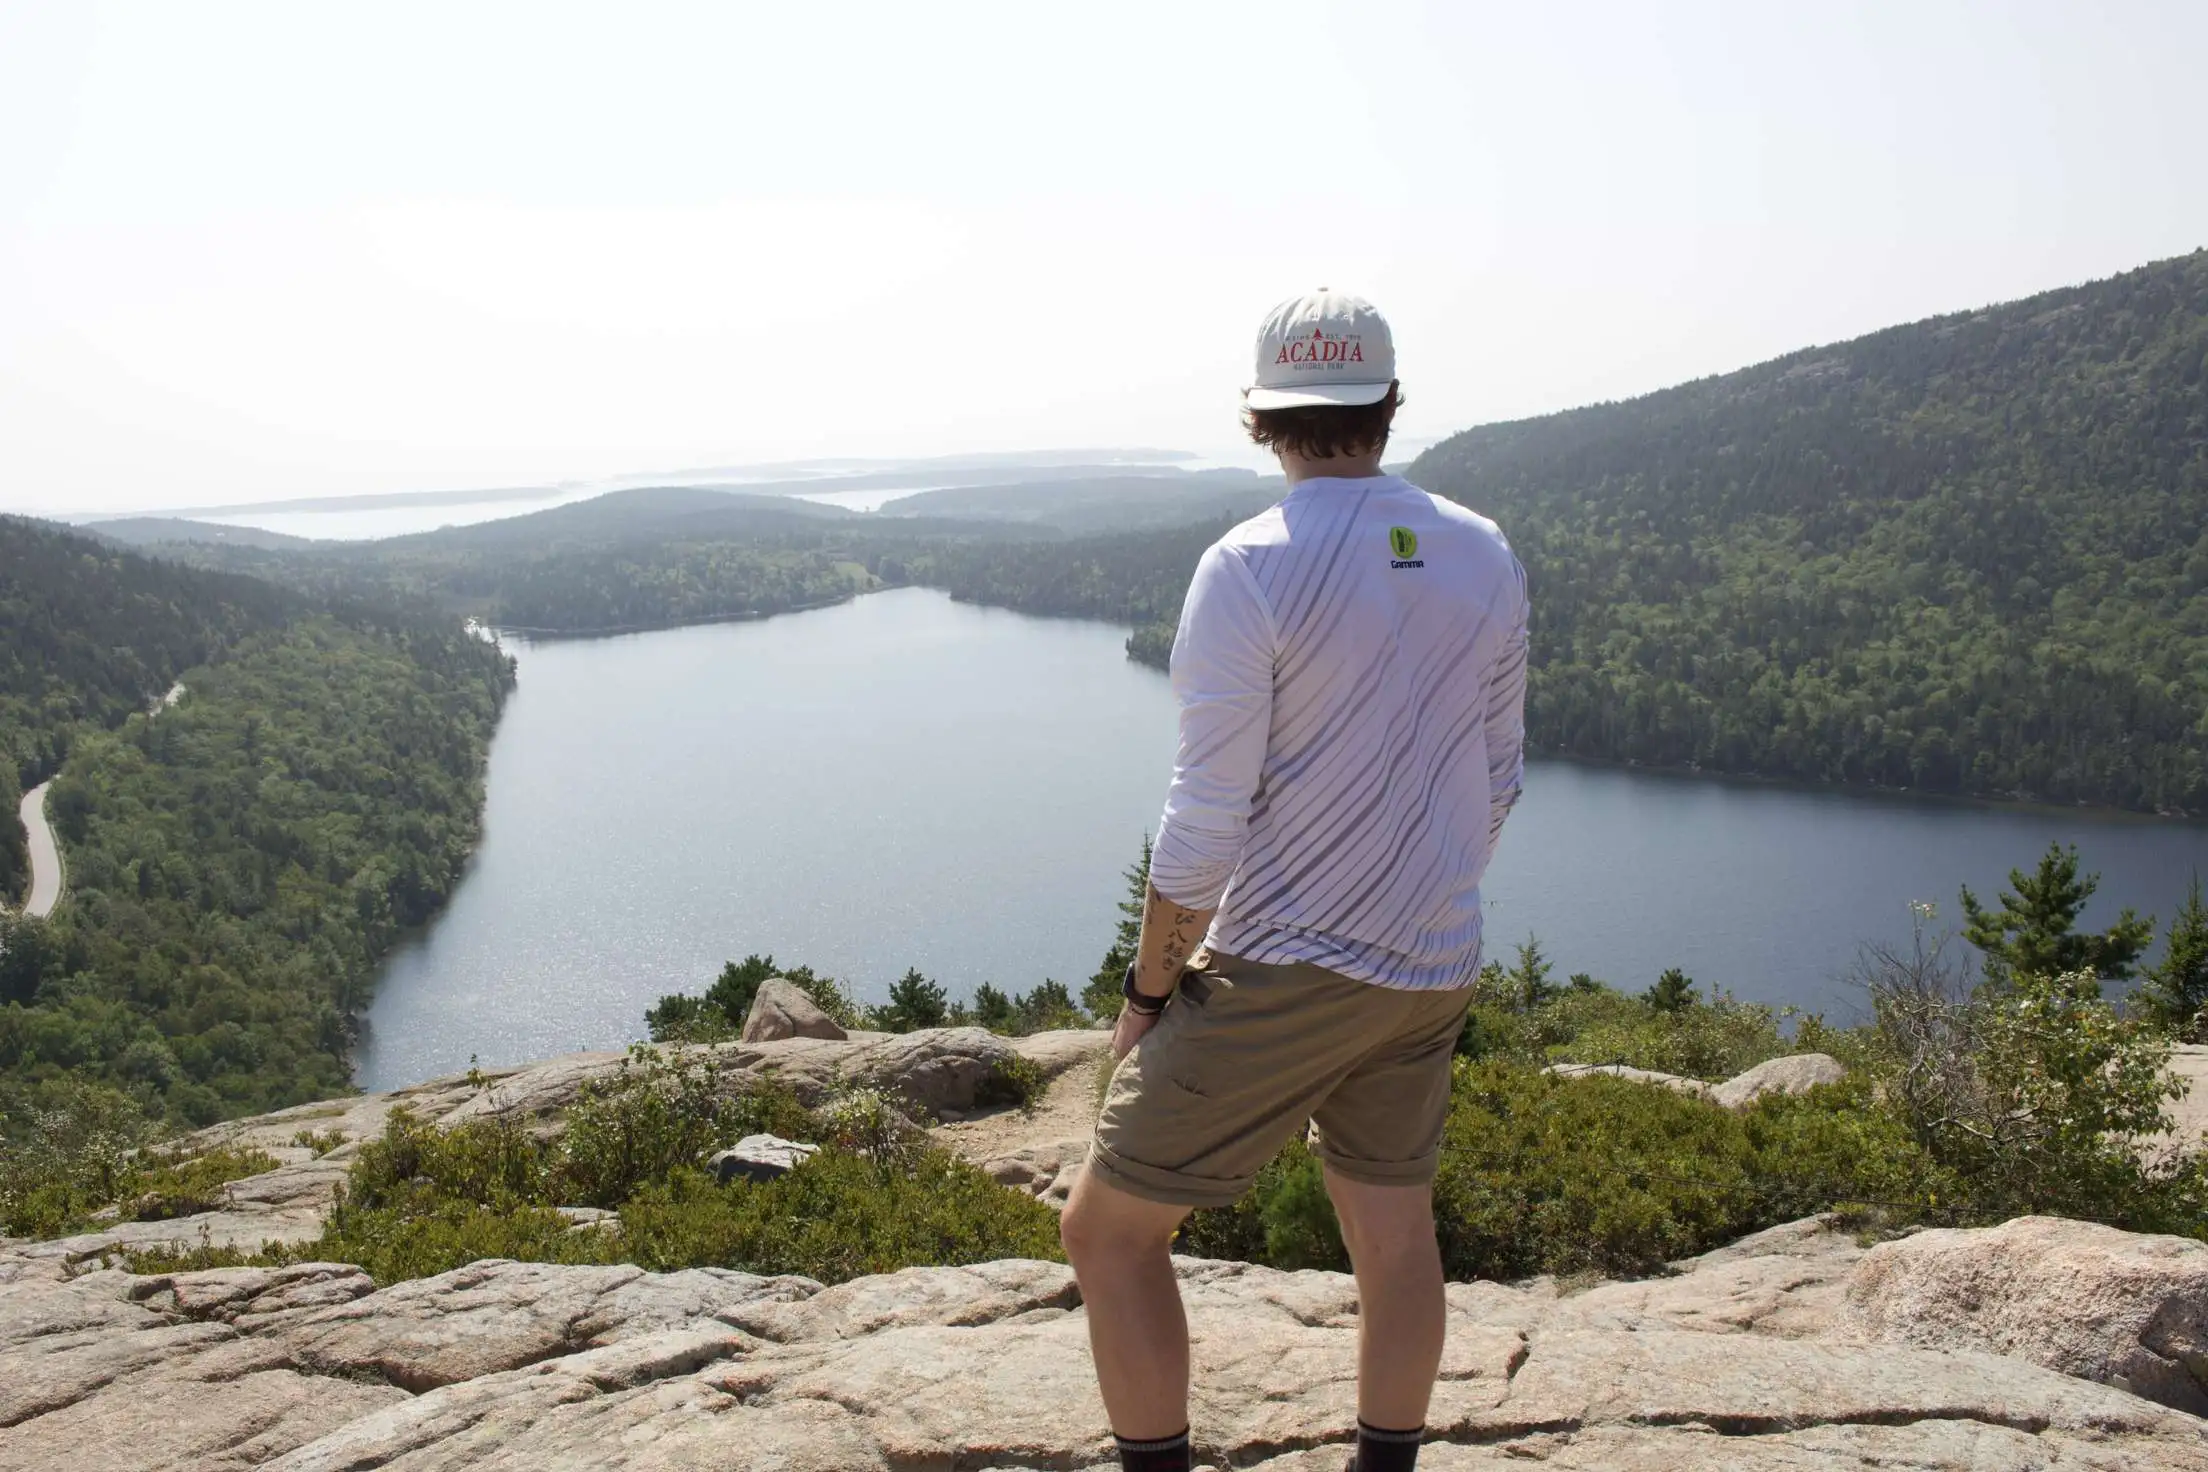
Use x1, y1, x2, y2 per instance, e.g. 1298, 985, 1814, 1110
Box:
1311, 1145, 1442, 1189
1082, 1140, 1254, 1210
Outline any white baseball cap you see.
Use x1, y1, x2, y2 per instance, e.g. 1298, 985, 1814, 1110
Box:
1245, 289, 1396, 410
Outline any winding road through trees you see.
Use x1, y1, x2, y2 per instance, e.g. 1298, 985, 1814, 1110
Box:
16, 781, 60, 919
9, 683, 181, 919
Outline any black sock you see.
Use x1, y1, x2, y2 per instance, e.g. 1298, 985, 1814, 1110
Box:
1350, 1419, 1423, 1472
1114, 1427, 1191, 1472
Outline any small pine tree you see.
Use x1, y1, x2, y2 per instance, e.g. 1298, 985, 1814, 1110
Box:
1961, 843, 2153, 988
2134, 873, 2208, 1042
1567, 971, 1604, 994
969, 982, 1016, 1032
1643, 967, 1696, 1014
1505, 934, 1556, 1011
1084, 836, 1152, 1020
880, 968, 950, 1033
1014, 979, 1080, 1033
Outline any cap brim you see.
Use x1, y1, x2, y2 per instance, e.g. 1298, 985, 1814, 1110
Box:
1244, 380, 1395, 411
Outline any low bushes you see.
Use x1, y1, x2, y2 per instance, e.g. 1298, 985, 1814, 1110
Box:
1181, 957, 2208, 1281
618, 1152, 1062, 1280
125, 1043, 1063, 1286
1181, 1063, 1936, 1283
0, 1073, 276, 1238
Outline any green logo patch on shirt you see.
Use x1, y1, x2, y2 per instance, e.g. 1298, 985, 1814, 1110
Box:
1388, 526, 1423, 566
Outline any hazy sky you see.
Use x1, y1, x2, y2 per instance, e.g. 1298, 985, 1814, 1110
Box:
3, 1, 2203, 515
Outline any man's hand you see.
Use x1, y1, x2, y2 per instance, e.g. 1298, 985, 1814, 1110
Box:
1111, 1002, 1162, 1061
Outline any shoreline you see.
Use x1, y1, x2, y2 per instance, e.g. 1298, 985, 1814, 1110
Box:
487, 589, 871, 642
1525, 750, 2208, 827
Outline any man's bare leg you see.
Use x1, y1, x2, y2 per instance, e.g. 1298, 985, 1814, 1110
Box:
1325, 1169, 1446, 1435
1060, 1167, 1195, 1441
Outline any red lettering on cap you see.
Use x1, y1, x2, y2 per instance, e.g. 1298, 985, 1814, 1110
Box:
1350, 344, 1363, 362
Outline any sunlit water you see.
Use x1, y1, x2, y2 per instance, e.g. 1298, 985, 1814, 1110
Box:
356, 587, 2208, 1089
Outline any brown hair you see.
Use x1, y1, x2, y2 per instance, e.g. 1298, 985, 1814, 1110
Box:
1242, 381, 1402, 460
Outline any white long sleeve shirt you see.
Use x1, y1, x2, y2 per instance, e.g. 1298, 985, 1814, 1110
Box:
1150, 474, 1528, 991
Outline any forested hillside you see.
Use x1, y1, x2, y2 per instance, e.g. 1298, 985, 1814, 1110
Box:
0, 519, 514, 1123
120, 493, 1014, 637
923, 253, 2208, 812
1409, 249, 2208, 812
0, 518, 299, 900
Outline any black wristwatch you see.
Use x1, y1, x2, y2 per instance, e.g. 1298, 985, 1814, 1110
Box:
1122, 960, 1169, 1015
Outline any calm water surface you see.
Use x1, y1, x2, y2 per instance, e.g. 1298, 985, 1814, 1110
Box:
356, 588, 2208, 1089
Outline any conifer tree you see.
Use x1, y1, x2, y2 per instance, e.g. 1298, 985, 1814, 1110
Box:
881, 968, 949, 1033
1505, 935, 1556, 1010
1960, 843, 2152, 987
1643, 967, 1697, 1013
1084, 836, 1152, 1020
969, 982, 1015, 1032
2134, 874, 2208, 1041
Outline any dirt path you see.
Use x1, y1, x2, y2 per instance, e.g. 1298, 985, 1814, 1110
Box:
934, 1050, 1108, 1204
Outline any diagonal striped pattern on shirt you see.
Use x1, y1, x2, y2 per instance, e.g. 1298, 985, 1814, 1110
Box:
1149, 474, 1529, 992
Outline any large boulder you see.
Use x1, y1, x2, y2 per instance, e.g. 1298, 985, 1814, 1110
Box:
710, 1134, 820, 1184
742, 979, 849, 1043
1838, 1214, 2208, 1413
1711, 1052, 1847, 1109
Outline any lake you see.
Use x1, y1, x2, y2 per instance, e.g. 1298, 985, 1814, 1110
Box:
355, 587, 2208, 1090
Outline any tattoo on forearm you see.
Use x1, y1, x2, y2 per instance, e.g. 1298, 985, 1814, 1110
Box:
1134, 884, 1215, 998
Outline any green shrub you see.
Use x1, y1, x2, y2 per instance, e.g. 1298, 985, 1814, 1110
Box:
617, 1149, 1064, 1282
1178, 1140, 1348, 1271
1551, 991, 1795, 1080
315, 1199, 612, 1283
125, 1052, 1060, 1288
1431, 1060, 1764, 1279
0, 1074, 153, 1236
121, 1145, 283, 1221
1869, 964, 2198, 1229
816, 1086, 926, 1162
1182, 1061, 1951, 1284
976, 1054, 1048, 1113
0, 1076, 276, 1238
552, 1045, 814, 1208
1455, 973, 1796, 1082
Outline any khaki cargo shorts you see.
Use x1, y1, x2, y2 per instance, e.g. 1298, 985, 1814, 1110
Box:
1087, 949, 1471, 1208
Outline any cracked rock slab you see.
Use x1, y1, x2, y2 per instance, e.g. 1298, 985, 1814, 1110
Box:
5, 1217, 2208, 1470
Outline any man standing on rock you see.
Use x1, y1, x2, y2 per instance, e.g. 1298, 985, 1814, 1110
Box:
1060, 290, 1529, 1472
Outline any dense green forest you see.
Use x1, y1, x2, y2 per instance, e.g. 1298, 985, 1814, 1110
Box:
1409, 250, 2208, 812
913, 253, 2208, 813
0, 517, 302, 897
0, 519, 513, 1123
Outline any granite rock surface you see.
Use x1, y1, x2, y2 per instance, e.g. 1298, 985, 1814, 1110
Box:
5, 1218, 2206, 1470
